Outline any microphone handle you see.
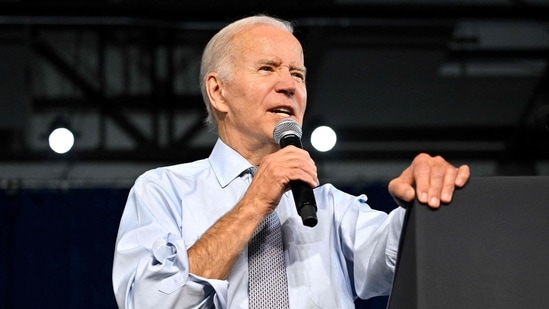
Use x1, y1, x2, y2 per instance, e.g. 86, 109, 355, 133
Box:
289, 180, 318, 227
279, 134, 318, 227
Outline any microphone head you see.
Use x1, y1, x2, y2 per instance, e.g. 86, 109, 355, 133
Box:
273, 118, 302, 144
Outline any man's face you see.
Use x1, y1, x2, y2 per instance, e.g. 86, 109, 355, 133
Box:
215, 24, 307, 148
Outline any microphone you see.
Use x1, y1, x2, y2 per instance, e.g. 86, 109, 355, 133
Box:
273, 118, 318, 227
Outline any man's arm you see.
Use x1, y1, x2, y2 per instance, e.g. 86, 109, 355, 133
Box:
188, 145, 319, 279
113, 182, 223, 308
187, 192, 266, 279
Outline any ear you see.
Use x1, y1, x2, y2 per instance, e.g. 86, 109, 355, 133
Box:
205, 73, 229, 114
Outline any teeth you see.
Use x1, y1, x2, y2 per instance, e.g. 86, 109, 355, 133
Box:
272, 108, 291, 115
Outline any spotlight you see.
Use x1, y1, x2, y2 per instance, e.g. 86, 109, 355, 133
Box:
48, 118, 75, 154
311, 125, 337, 152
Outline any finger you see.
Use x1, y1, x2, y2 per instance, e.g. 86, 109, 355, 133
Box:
455, 164, 471, 187
411, 154, 433, 204
425, 162, 447, 208
304, 154, 319, 187
440, 167, 459, 204
388, 164, 416, 202
286, 152, 318, 187
268, 147, 319, 187
388, 177, 416, 202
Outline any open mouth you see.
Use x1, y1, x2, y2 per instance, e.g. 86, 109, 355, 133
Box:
269, 107, 293, 117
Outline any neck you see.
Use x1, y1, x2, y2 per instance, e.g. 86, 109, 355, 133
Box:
218, 135, 278, 166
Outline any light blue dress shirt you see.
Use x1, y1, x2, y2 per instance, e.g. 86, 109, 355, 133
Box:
113, 138, 405, 308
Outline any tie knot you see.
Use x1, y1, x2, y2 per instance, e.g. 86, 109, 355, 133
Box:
247, 166, 257, 177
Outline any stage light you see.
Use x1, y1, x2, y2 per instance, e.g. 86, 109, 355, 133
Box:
48, 119, 75, 154
311, 125, 337, 152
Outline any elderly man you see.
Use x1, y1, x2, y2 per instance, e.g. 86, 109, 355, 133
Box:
112, 15, 470, 308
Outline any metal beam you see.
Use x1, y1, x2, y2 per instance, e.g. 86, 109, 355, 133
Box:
32, 95, 204, 112
32, 38, 153, 147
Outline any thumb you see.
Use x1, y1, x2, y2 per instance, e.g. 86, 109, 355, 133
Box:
388, 177, 416, 202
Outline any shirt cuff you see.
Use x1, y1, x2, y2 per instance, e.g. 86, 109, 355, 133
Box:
187, 273, 229, 308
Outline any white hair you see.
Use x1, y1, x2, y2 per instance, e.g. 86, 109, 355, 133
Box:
199, 15, 295, 130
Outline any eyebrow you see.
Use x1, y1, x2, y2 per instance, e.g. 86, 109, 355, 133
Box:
258, 59, 306, 74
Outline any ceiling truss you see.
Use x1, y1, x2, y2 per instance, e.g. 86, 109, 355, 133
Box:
1, 2, 549, 176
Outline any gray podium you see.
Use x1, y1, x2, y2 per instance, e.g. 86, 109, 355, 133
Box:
388, 176, 549, 309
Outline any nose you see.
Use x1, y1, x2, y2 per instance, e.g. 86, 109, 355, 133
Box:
275, 69, 296, 97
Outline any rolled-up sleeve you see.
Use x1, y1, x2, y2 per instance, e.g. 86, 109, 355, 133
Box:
112, 176, 228, 309
338, 192, 406, 300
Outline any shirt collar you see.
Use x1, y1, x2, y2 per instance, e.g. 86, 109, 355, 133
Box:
209, 138, 255, 188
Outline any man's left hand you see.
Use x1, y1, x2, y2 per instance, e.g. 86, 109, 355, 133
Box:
388, 153, 470, 208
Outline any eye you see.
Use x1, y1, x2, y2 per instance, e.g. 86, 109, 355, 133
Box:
292, 71, 306, 82
259, 65, 274, 72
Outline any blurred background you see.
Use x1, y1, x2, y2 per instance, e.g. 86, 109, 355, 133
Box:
1, 0, 548, 308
